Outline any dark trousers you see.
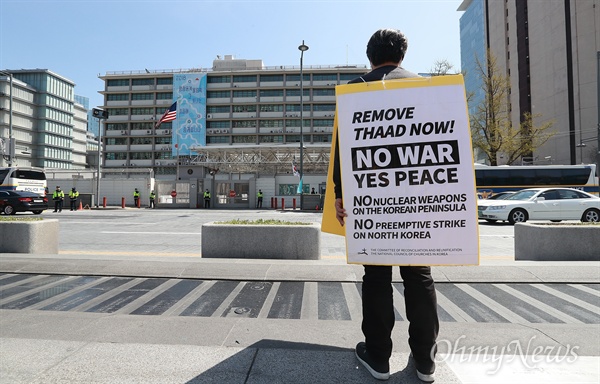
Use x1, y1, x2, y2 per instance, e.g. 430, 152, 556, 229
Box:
149, 199, 155, 208
257, 198, 263, 208
54, 200, 63, 212
70, 199, 77, 210
204, 199, 210, 208
361, 265, 439, 365
134, 197, 139, 207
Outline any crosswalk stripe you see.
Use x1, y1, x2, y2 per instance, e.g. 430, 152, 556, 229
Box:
493, 284, 583, 324
434, 289, 475, 322
163, 280, 216, 317
0, 276, 78, 306
341, 282, 362, 321
258, 282, 281, 319
301, 282, 318, 320
213, 281, 245, 318
567, 284, 600, 298
534, 284, 600, 314
455, 283, 530, 323
26, 277, 109, 310
114, 278, 179, 314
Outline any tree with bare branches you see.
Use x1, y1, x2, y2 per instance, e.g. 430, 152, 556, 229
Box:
470, 51, 555, 165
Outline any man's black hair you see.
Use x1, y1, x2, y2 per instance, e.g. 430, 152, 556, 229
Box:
366, 28, 408, 67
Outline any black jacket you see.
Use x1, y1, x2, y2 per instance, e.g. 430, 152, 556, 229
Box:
333, 65, 420, 199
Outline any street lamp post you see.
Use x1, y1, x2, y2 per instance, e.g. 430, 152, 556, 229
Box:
298, 40, 309, 209
92, 108, 108, 208
0, 70, 14, 166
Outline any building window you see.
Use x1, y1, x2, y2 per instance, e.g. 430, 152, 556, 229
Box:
157, 77, 173, 85
313, 88, 335, 96
155, 137, 172, 144
207, 105, 230, 113
260, 89, 284, 97
131, 107, 154, 115
132, 122, 154, 130
260, 120, 284, 128
107, 94, 129, 101
156, 92, 173, 100
233, 105, 257, 112
286, 135, 310, 143
107, 79, 129, 87
313, 104, 335, 111
233, 75, 257, 83
208, 90, 231, 98
286, 74, 310, 82
106, 138, 127, 145
207, 121, 231, 129
313, 119, 334, 127
233, 90, 257, 98
313, 74, 337, 81
286, 104, 310, 112
286, 89, 310, 97
106, 152, 127, 160
132, 78, 154, 86
260, 74, 284, 82
131, 152, 153, 160
260, 104, 284, 112
232, 135, 256, 143
207, 136, 230, 144
259, 135, 284, 143
131, 137, 152, 145
313, 134, 332, 143
208, 75, 231, 83
132, 93, 153, 100
233, 120, 256, 128
107, 123, 128, 131
108, 108, 128, 116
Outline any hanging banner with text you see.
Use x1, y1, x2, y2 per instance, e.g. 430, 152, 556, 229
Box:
336, 75, 479, 265
172, 72, 207, 156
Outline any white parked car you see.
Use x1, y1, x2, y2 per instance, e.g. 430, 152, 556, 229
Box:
477, 188, 600, 224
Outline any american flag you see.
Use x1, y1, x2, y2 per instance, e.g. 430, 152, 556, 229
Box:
155, 102, 177, 128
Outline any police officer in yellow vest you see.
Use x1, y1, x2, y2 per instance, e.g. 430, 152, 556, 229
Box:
52, 186, 64, 213
256, 189, 263, 208
204, 189, 211, 208
69, 187, 79, 211
133, 188, 140, 208
149, 190, 156, 209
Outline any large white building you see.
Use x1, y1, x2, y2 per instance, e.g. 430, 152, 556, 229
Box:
0, 69, 88, 169
98, 56, 368, 206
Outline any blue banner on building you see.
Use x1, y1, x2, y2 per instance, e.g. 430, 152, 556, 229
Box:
172, 73, 207, 156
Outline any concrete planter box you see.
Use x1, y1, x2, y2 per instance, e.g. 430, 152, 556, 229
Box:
515, 223, 600, 261
0, 219, 59, 254
202, 222, 321, 260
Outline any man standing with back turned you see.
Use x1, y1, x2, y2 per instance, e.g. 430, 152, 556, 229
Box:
333, 28, 439, 382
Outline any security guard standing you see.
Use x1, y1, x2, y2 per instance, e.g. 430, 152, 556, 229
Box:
133, 188, 140, 208
52, 186, 64, 213
256, 189, 263, 208
204, 189, 211, 208
149, 190, 156, 209
69, 187, 79, 211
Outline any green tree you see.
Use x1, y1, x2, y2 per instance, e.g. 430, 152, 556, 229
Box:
470, 51, 555, 165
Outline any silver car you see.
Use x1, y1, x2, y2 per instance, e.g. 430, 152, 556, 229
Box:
477, 188, 600, 224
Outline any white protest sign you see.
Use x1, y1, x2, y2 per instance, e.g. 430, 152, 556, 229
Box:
336, 75, 479, 265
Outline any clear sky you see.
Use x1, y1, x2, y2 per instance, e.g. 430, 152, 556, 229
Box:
1, 0, 464, 109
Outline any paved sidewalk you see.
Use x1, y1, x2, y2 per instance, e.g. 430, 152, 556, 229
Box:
1, 209, 599, 383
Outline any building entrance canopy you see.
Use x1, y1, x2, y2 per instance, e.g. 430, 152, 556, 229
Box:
186, 144, 332, 174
